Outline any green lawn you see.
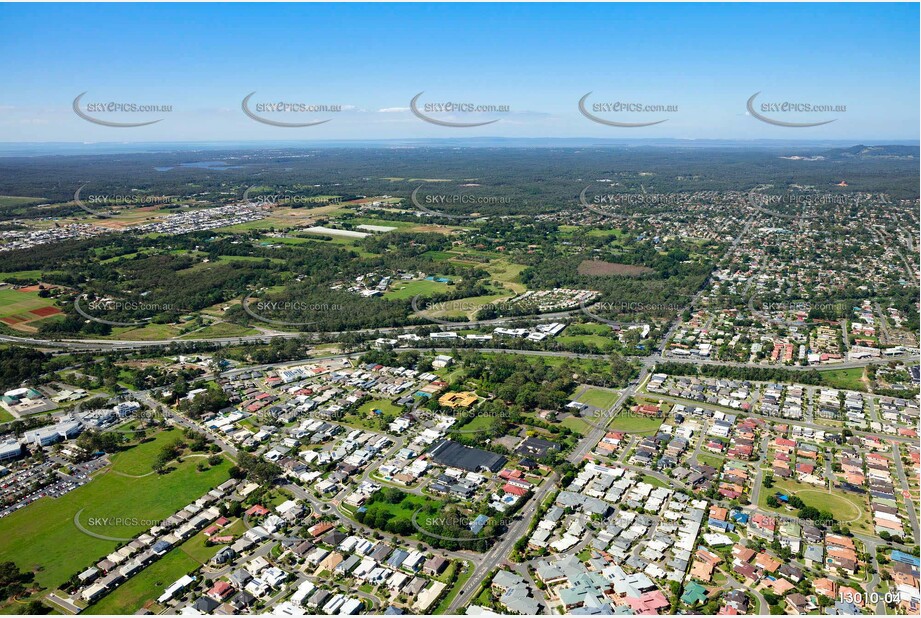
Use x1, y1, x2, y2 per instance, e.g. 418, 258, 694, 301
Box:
561, 416, 591, 435
357, 399, 403, 416
0, 433, 229, 590
353, 491, 447, 541
608, 414, 663, 434
696, 454, 725, 469
452, 414, 494, 434
385, 279, 450, 300
215, 255, 285, 265
345, 399, 403, 430
819, 367, 867, 392
0, 196, 44, 208
347, 217, 414, 230
757, 478, 867, 531
179, 321, 258, 339
84, 546, 199, 614
576, 387, 620, 410
556, 334, 616, 349
109, 322, 181, 341
109, 429, 182, 476
0, 269, 51, 282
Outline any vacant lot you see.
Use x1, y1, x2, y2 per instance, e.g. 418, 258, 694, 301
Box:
577, 260, 655, 277
576, 387, 620, 410
608, 414, 663, 434
385, 279, 449, 300
819, 367, 867, 391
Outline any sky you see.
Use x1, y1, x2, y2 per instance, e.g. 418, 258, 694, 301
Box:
0, 2, 918, 143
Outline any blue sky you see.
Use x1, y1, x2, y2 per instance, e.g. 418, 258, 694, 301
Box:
0, 2, 917, 142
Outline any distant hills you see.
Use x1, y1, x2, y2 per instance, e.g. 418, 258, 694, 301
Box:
824, 144, 919, 159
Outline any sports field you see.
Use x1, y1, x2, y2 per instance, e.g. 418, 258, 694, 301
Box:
0, 287, 62, 332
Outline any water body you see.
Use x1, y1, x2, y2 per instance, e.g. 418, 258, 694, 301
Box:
154, 161, 246, 172
179, 161, 246, 170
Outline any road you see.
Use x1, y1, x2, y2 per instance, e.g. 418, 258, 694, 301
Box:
449, 362, 653, 612
890, 440, 920, 542
0, 304, 590, 352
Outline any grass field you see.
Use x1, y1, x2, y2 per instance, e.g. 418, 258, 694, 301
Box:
347, 217, 414, 230
608, 414, 663, 434
108, 430, 181, 476
0, 431, 229, 590
819, 367, 867, 391
0, 289, 54, 317
0, 287, 62, 332
695, 454, 725, 469
576, 387, 620, 410
0, 269, 51, 281
557, 334, 616, 349
483, 259, 527, 294
561, 416, 591, 435
355, 491, 446, 540
757, 477, 867, 530
384, 279, 450, 300
357, 399, 403, 417
109, 322, 181, 341
84, 545, 199, 614
341, 399, 404, 430
179, 321, 258, 339
215, 255, 285, 265
420, 292, 510, 319
0, 195, 44, 208
452, 414, 494, 435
